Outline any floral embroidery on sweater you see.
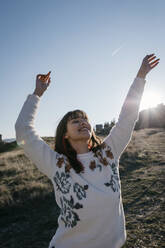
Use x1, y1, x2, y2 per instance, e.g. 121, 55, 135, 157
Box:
104, 175, 119, 192
97, 142, 120, 192
73, 182, 88, 200
60, 195, 83, 228
100, 157, 109, 166
53, 169, 89, 228
57, 157, 64, 168
89, 160, 96, 170
59, 182, 88, 228
53, 141, 119, 228
111, 162, 118, 175
53, 171, 71, 194
105, 149, 114, 159
65, 162, 72, 173
104, 161, 120, 192
89, 160, 102, 172
94, 147, 109, 167
100, 142, 107, 149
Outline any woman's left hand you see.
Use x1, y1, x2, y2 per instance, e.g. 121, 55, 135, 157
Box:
136, 54, 160, 79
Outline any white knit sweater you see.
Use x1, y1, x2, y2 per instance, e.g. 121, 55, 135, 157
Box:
15, 77, 146, 248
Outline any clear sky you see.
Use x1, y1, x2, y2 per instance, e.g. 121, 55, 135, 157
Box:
1, 0, 165, 140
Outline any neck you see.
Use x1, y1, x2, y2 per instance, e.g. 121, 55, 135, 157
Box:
69, 140, 90, 154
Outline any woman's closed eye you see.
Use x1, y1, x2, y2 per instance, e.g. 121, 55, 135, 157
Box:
72, 119, 88, 124
73, 120, 79, 123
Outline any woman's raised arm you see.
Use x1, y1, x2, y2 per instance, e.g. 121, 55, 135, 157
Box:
103, 54, 160, 160
15, 71, 60, 179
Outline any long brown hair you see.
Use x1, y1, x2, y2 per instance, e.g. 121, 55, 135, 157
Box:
54, 110, 102, 174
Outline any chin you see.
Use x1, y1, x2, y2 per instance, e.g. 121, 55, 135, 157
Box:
80, 133, 91, 140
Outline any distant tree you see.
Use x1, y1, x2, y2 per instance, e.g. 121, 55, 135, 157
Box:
135, 103, 165, 130
95, 119, 116, 135
110, 118, 115, 129
103, 119, 116, 135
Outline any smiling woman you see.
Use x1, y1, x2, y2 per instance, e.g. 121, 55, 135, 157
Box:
15, 54, 160, 248
140, 91, 162, 110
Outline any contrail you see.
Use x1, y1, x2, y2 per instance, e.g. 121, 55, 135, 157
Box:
111, 44, 125, 57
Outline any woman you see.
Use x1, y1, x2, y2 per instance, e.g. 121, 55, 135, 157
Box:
15, 54, 159, 248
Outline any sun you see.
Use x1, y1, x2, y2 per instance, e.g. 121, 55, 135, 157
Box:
140, 91, 163, 111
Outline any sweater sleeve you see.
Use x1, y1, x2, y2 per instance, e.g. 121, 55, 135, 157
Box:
102, 77, 146, 160
15, 94, 58, 179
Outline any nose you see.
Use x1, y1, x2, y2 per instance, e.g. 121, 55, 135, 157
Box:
80, 119, 86, 126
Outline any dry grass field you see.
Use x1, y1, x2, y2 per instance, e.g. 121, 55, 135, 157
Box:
0, 129, 165, 248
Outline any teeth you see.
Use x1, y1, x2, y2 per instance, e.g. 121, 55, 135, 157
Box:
80, 128, 88, 131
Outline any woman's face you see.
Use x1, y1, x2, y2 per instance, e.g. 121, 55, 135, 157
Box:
65, 116, 92, 142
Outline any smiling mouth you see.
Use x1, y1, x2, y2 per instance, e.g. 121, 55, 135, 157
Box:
79, 128, 89, 132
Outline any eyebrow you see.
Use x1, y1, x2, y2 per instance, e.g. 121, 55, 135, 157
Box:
71, 117, 87, 121
71, 118, 82, 121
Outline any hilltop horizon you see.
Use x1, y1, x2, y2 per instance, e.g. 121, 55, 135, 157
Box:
3, 102, 165, 141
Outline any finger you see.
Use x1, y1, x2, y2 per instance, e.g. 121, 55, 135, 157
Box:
148, 55, 156, 62
36, 74, 42, 77
150, 61, 159, 68
40, 76, 47, 82
44, 71, 51, 81
36, 74, 44, 80
145, 54, 155, 60
37, 71, 51, 79
37, 74, 48, 81
48, 78, 51, 84
149, 58, 160, 66
40, 73, 50, 82
47, 77, 51, 86
147, 53, 155, 58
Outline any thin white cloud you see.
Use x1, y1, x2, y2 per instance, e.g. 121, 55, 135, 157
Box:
111, 43, 125, 57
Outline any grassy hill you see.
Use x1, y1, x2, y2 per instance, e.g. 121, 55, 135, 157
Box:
0, 129, 165, 248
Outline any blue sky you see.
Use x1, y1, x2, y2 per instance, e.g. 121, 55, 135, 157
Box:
1, 0, 164, 139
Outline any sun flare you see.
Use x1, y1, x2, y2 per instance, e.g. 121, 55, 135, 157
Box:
140, 91, 163, 111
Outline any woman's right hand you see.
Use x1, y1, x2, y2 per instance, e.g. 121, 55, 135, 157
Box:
33, 71, 51, 97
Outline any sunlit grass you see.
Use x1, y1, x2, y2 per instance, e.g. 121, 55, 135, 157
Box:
0, 130, 165, 248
